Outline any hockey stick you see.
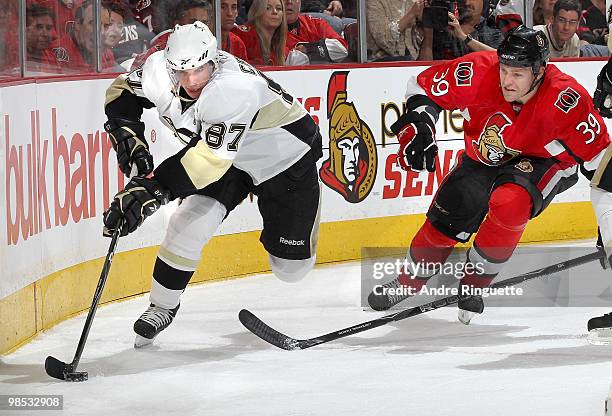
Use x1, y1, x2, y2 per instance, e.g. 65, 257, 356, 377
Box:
45, 219, 123, 381
239, 249, 605, 350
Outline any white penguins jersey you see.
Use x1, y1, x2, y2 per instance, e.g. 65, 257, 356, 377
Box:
106, 50, 319, 198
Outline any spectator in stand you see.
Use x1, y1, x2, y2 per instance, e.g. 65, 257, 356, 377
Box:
577, 0, 609, 55
366, 0, 424, 61
128, 0, 166, 33
534, 0, 581, 58
26, 4, 62, 74
420, 0, 502, 60
101, 1, 125, 50
173, 0, 214, 26
131, 0, 248, 69
28, 0, 81, 38
534, 0, 557, 24
300, 0, 355, 34
284, 0, 348, 64
495, 0, 555, 33
221, 0, 249, 60
233, 0, 288, 65
0, 0, 20, 77
54, 0, 121, 73
105, 0, 154, 69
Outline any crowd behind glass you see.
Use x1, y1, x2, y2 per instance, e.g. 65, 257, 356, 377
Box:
0, 0, 609, 79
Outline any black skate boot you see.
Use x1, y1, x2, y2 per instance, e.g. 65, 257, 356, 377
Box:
587, 313, 612, 345
368, 273, 427, 311
457, 295, 484, 325
368, 277, 409, 311
134, 303, 180, 348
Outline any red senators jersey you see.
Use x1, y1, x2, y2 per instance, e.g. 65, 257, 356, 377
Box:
54, 34, 117, 73
286, 14, 347, 50
129, 0, 164, 33
415, 51, 610, 169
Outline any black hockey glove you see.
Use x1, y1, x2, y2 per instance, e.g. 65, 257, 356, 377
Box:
103, 177, 171, 237
391, 112, 438, 172
104, 118, 154, 177
594, 58, 612, 118
299, 40, 332, 63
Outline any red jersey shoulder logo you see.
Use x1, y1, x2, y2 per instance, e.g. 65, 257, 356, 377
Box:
454, 62, 473, 86
555, 87, 580, 113
472, 112, 520, 165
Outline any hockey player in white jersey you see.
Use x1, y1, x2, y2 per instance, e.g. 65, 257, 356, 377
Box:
102, 21, 322, 347
589, 58, 612, 345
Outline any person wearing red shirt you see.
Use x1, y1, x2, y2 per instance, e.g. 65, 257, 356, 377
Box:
233, 0, 288, 66
284, 0, 347, 64
28, 0, 82, 38
0, 0, 19, 77
367, 27, 611, 327
221, 0, 248, 61
54, 0, 119, 73
26, 4, 62, 74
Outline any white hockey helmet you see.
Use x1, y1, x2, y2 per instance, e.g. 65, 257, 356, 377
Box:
165, 21, 218, 71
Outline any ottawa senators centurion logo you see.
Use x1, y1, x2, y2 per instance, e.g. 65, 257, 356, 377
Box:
319, 71, 377, 203
472, 112, 520, 165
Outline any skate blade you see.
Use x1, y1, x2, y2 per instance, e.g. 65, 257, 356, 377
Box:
458, 309, 475, 325
587, 328, 612, 345
134, 334, 155, 348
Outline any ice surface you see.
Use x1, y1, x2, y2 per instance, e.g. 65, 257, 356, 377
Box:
1, 258, 612, 416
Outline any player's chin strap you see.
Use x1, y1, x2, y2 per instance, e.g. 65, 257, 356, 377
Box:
523, 65, 546, 98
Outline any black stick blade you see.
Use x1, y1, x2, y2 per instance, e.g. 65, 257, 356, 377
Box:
45, 356, 69, 380
238, 309, 302, 350
45, 356, 88, 382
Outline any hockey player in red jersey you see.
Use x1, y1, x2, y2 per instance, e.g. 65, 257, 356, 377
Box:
368, 26, 612, 326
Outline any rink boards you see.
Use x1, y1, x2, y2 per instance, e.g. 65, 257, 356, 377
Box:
0, 59, 607, 353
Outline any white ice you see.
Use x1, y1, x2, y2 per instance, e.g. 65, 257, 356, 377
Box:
1, 254, 612, 416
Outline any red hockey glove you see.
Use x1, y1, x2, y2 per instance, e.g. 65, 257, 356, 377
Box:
391, 112, 438, 172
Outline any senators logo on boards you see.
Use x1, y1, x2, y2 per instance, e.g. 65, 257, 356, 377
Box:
319, 71, 377, 203
472, 112, 520, 165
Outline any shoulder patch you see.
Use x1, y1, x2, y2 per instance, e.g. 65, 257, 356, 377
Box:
454, 62, 473, 86
554, 87, 580, 113
237, 25, 250, 32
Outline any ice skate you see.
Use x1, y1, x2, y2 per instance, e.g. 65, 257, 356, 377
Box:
457, 295, 484, 325
587, 313, 612, 345
134, 303, 180, 348
367, 274, 418, 311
